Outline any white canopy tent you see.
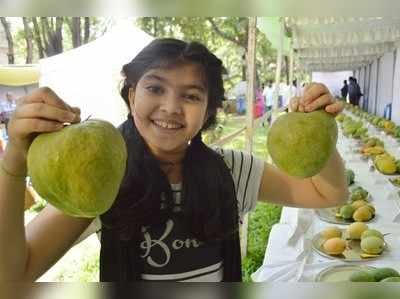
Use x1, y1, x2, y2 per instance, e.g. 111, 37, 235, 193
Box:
39, 21, 153, 127
286, 17, 400, 123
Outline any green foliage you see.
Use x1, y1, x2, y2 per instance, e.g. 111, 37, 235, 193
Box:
136, 17, 277, 92
55, 248, 99, 282
242, 202, 282, 282
12, 17, 108, 64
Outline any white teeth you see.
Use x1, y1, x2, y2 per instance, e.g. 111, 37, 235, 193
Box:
153, 120, 183, 129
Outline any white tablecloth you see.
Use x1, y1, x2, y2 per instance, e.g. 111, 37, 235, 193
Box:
252, 112, 400, 282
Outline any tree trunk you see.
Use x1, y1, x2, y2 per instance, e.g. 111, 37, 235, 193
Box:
83, 17, 90, 44
40, 17, 53, 56
71, 17, 82, 48
22, 17, 34, 63
55, 17, 64, 53
40, 17, 63, 56
32, 17, 45, 58
284, 55, 290, 85
0, 17, 15, 64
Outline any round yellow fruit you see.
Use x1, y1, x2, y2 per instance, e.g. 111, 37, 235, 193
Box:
351, 200, 368, 210
347, 222, 369, 240
321, 226, 342, 240
353, 206, 373, 222
323, 237, 347, 255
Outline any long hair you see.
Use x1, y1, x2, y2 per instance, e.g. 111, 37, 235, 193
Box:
101, 38, 238, 243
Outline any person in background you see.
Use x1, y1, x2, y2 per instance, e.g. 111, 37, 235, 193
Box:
232, 80, 247, 115
348, 77, 362, 106
262, 81, 274, 125
340, 80, 348, 100
0, 92, 17, 133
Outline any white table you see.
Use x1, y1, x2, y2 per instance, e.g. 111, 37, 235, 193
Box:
252, 112, 400, 282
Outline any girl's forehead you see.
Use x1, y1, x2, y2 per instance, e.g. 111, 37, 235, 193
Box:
141, 64, 207, 88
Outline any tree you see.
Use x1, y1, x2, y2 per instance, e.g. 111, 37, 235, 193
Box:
39, 17, 64, 56
0, 17, 15, 64
32, 17, 45, 59
136, 17, 277, 90
22, 17, 34, 63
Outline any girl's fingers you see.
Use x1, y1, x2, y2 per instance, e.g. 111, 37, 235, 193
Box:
304, 94, 333, 112
12, 119, 64, 136
22, 87, 76, 113
14, 103, 80, 124
301, 83, 329, 105
325, 101, 344, 115
289, 97, 299, 112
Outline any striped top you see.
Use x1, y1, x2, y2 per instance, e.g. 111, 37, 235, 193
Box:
76, 148, 264, 282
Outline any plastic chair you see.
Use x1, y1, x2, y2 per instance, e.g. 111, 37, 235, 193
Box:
383, 103, 392, 120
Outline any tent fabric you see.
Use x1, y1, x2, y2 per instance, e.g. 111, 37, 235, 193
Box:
285, 17, 400, 72
257, 17, 291, 55
376, 51, 395, 117
392, 47, 400, 123
368, 60, 378, 114
0, 65, 40, 86
39, 21, 153, 127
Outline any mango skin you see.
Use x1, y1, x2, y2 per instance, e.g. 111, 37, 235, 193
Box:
267, 110, 338, 178
27, 119, 127, 218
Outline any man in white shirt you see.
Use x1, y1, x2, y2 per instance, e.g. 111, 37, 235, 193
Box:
262, 81, 274, 111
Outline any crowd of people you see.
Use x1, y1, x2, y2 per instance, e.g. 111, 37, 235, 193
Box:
230, 79, 304, 117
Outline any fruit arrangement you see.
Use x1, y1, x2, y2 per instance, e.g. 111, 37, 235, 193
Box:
359, 137, 385, 158
349, 267, 400, 282
334, 187, 375, 222
319, 224, 386, 259
340, 116, 368, 139
344, 103, 400, 140
372, 153, 400, 175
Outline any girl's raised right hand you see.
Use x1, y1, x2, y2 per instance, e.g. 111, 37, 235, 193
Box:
4, 87, 81, 172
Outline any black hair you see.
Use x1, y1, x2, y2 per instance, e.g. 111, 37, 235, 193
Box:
120, 38, 226, 130
101, 38, 238, 243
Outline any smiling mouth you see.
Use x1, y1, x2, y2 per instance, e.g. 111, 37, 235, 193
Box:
152, 120, 184, 130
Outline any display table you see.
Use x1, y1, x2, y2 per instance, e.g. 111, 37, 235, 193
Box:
252, 113, 400, 282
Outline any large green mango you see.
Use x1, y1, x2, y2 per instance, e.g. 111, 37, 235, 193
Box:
27, 119, 127, 217
267, 110, 338, 178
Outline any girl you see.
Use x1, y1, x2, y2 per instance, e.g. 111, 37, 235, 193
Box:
0, 38, 347, 282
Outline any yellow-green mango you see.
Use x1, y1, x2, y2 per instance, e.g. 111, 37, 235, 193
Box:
267, 110, 338, 178
27, 119, 127, 218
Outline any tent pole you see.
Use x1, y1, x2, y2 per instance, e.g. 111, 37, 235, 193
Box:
272, 17, 284, 123
241, 16, 257, 260
289, 45, 294, 99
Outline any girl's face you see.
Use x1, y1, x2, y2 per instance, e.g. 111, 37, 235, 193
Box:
129, 63, 209, 159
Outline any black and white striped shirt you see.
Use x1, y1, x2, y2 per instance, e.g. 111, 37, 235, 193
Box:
78, 148, 264, 282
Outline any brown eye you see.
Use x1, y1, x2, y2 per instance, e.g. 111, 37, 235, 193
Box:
146, 85, 164, 94
184, 94, 201, 102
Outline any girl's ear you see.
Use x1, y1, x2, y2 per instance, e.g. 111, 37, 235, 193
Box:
203, 111, 209, 125
128, 87, 135, 111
